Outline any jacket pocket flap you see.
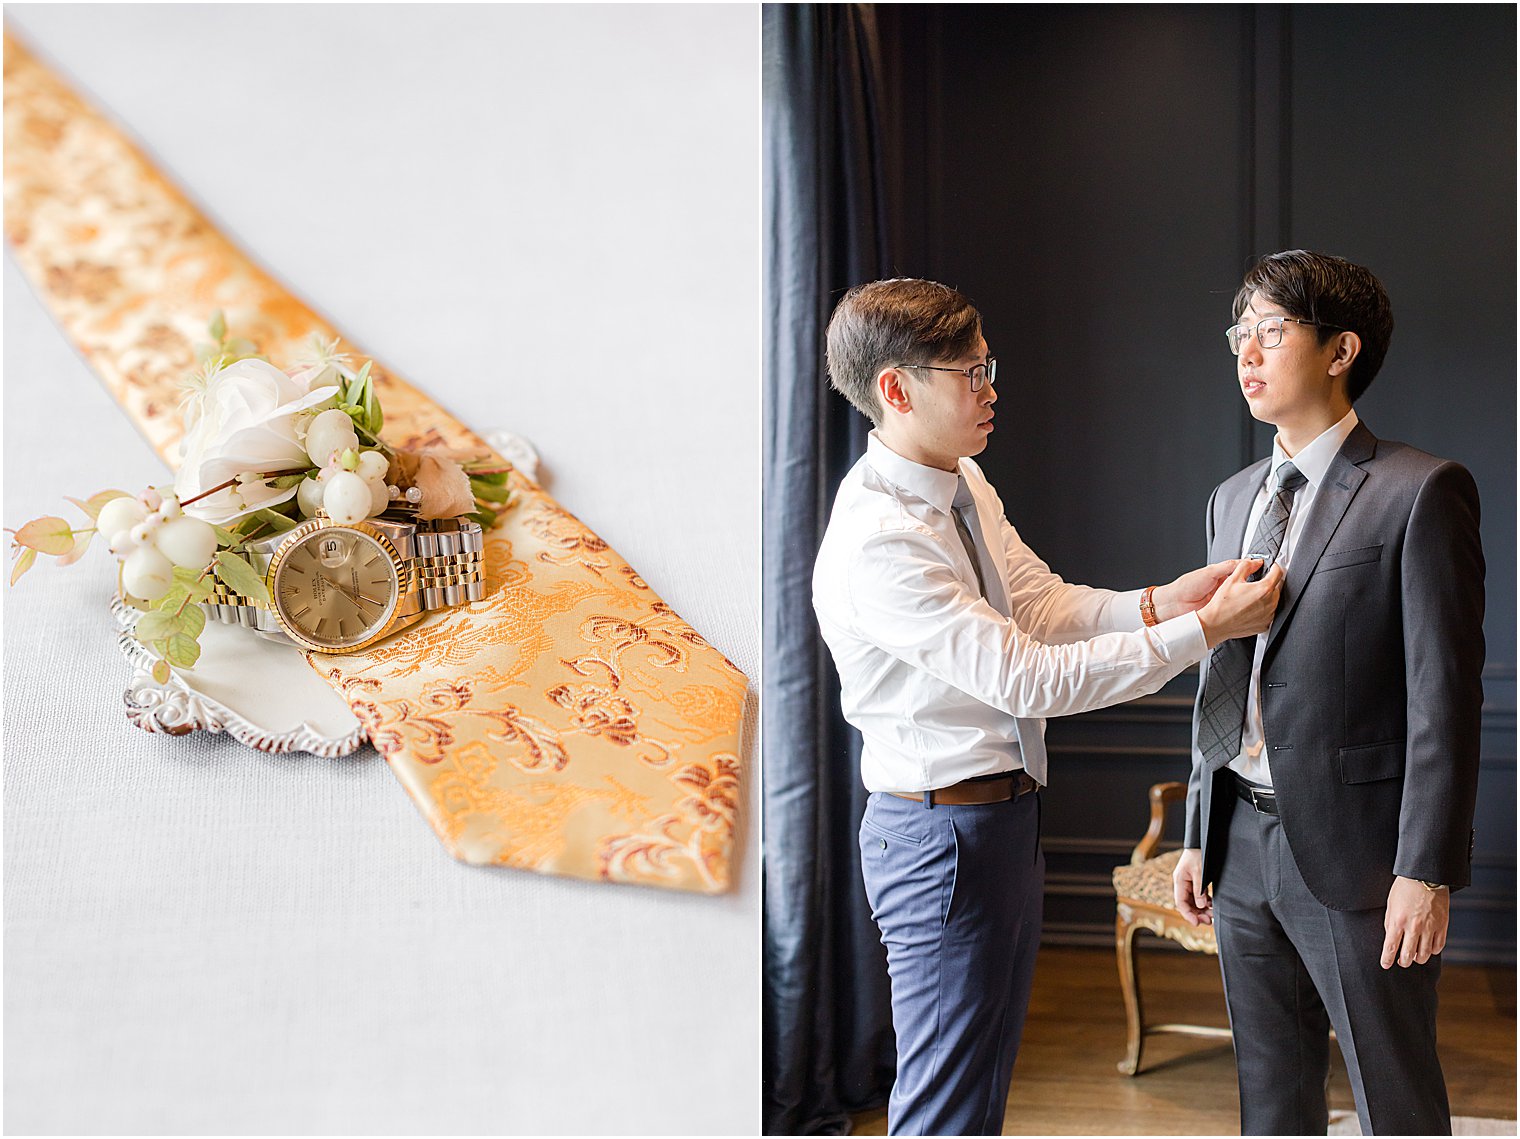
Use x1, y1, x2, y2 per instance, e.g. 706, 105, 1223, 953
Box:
1319, 543, 1383, 571
1338, 739, 1405, 784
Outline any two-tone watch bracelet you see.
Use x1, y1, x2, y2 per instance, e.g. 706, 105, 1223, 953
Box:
205, 517, 486, 634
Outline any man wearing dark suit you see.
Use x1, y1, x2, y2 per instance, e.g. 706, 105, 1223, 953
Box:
1173, 250, 1484, 1136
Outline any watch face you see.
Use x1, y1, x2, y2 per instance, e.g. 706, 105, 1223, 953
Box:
269, 524, 402, 652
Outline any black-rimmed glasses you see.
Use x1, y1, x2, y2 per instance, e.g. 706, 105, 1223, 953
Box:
898, 355, 997, 393
1226, 316, 1348, 355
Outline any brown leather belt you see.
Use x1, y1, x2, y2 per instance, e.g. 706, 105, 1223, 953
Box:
890, 770, 1041, 808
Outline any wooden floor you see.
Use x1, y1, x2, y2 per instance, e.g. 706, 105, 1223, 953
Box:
852, 944, 1517, 1135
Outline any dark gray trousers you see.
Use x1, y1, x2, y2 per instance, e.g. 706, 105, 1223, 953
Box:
1212, 791, 1450, 1136
858, 789, 1044, 1136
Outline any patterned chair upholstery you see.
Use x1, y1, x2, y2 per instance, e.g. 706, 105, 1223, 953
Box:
1111, 781, 1230, 1075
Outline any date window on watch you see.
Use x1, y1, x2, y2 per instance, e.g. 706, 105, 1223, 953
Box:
318, 536, 349, 568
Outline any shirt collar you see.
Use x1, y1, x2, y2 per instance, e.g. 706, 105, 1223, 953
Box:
866, 431, 962, 515
1269, 407, 1360, 490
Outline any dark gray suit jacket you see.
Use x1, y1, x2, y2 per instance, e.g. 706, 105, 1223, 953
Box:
1186, 421, 1485, 911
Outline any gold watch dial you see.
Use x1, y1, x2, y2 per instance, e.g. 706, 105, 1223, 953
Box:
269, 524, 402, 652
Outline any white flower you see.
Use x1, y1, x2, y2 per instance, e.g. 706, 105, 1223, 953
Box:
285, 336, 353, 400
174, 358, 338, 524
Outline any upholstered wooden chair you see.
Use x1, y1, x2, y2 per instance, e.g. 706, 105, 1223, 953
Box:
1111, 780, 1231, 1075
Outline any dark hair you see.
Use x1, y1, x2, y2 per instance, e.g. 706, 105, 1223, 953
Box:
825, 279, 983, 424
1233, 250, 1394, 401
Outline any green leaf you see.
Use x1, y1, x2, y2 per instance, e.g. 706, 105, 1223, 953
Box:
214, 551, 271, 606
268, 473, 310, 489
64, 489, 131, 521
212, 525, 241, 547
157, 584, 191, 611
369, 397, 383, 434
134, 610, 176, 644
151, 659, 172, 684
208, 309, 227, 342
15, 517, 76, 556
161, 632, 202, 669
9, 547, 37, 585
362, 371, 378, 429
177, 601, 207, 639
171, 567, 217, 603
250, 508, 298, 533
469, 507, 498, 530
470, 471, 511, 488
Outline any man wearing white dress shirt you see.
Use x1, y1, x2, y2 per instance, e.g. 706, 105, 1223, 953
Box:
811, 278, 1285, 1135
1173, 251, 1484, 1134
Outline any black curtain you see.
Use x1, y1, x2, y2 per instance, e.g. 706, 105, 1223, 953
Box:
761, 5, 897, 1134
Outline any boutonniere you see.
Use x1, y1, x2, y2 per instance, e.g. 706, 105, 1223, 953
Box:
9, 314, 512, 677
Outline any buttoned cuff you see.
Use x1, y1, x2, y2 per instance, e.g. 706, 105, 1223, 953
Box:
1150, 611, 1208, 664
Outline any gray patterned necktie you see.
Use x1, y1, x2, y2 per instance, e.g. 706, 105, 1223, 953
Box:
952, 506, 988, 598
1196, 462, 1307, 766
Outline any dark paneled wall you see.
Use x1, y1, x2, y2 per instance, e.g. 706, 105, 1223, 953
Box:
876, 4, 1516, 961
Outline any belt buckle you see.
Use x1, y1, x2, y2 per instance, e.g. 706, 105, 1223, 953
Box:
1249, 786, 1274, 812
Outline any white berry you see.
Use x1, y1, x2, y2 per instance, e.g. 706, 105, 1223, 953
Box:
122, 546, 175, 601
322, 470, 372, 525
297, 476, 326, 518
97, 497, 148, 540
357, 450, 389, 483
305, 409, 360, 467
155, 516, 217, 570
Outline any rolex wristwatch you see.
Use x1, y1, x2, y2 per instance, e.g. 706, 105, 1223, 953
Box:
204, 513, 485, 653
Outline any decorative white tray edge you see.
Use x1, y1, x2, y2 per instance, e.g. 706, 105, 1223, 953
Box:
111, 595, 370, 757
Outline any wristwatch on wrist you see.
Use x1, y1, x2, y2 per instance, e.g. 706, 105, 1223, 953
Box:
1418, 879, 1446, 892
204, 512, 485, 653
1139, 585, 1160, 627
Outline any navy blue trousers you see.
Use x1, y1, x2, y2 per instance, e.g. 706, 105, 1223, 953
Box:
859, 790, 1044, 1136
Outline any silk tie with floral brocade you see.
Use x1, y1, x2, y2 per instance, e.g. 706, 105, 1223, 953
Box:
3, 33, 747, 893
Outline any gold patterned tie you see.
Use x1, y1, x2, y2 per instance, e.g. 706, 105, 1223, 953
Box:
3, 32, 747, 893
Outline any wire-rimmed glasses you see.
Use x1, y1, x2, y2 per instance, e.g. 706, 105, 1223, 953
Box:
1226, 316, 1348, 355
897, 355, 997, 393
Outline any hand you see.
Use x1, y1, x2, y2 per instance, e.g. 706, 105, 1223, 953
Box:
1381, 877, 1449, 968
1152, 559, 1242, 622
1196, 558, 1285, 647
1173, 848, 1213, 926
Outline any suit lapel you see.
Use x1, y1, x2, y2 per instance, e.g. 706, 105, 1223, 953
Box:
1214, 460, 1268, 562
1264, 422, 1377, 652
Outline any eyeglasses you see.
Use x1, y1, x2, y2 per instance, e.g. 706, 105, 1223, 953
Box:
898, 355, 997, 393
1226, 316, 1348, 355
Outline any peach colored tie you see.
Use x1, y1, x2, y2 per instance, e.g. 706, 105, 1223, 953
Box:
3, 32, 747, 893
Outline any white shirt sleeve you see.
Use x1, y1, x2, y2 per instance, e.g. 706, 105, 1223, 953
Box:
998, 512, 1145, 643
846, 525, 1207, 720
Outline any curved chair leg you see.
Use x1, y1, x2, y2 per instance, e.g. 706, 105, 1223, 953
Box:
1115, 915, 1144, 1075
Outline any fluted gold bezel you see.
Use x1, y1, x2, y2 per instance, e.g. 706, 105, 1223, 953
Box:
266, 517, 409, 654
